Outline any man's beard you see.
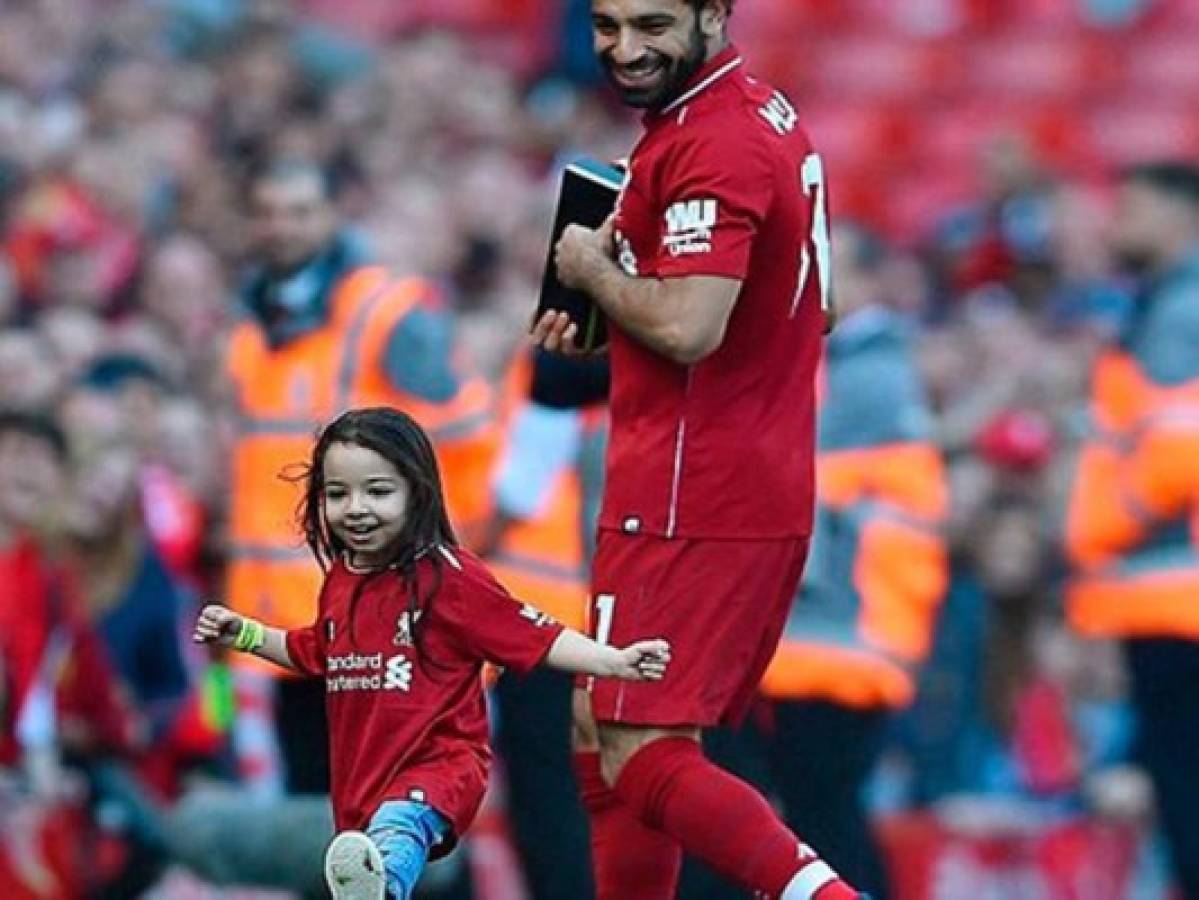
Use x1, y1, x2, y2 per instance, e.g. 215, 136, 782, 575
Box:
601, 21, 707, 111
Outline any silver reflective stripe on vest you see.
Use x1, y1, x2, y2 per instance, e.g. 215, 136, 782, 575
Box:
862, 498, 942, 534
781, 497, 936, 673
227, 542, 314, 563
428, 408, 492, 444
489, 549, 584, 584
334, 275, 406, 410
236, 416, 323, 437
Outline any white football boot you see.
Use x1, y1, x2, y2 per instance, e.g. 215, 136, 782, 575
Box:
324, 830, 386, 900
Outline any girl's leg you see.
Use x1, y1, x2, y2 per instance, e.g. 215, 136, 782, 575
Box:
366, 800, 452, 900
326, 831, 385, 900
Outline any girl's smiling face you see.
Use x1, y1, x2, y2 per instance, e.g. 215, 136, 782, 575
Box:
322, 441, 410, 568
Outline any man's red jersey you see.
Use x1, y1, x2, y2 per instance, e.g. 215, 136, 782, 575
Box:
285, 546, 562, 850
603, 45, 830, 541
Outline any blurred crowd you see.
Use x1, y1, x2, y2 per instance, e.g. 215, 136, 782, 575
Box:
0, 0, 1192, 897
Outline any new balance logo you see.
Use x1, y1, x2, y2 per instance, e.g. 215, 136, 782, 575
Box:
615, 228, 638, 276
663, 198, 717, 256
383, 654, 413, 691
759, 92, 797, 135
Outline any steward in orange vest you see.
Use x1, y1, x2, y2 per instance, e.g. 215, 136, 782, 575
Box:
1064, 162, 1199, 897
762, 247, 948, 712
1065, 256, 1199, 638
757, 225, 948, 897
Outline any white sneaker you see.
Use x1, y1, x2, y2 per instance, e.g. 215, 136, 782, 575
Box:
324, 830, 386, 900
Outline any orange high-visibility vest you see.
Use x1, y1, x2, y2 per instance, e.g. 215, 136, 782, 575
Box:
487, 468, 589, 632
1066, 349, 1199, 639
225, 267, 498, 664
483, 355, 595, 632
760, 444, 948, 708
761, 312, 949, 709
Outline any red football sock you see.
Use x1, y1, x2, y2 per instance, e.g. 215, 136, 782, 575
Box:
573, 750, 682, 900
613, 738, 858, 900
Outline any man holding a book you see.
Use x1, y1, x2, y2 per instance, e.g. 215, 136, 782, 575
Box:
531, 2, 859, 899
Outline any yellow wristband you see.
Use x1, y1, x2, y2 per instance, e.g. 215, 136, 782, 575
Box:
233, 618, 266, 653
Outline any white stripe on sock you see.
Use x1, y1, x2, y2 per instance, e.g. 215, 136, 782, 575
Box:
781, 860, 837, 899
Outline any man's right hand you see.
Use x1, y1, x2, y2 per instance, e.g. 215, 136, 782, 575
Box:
530, 310, 585, 356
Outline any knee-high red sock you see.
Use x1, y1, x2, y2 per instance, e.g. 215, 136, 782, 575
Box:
573, 750, 682, 900
613, 738, 858, 900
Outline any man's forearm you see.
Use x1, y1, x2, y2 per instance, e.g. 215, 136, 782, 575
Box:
584, 261, 696, 363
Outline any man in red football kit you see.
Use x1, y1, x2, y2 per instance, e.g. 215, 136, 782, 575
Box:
532, 2, 861, 898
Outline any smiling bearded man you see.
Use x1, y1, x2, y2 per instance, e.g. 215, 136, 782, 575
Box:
530, 1, 862, 899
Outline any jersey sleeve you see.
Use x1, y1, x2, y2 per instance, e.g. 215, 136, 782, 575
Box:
440, 561, 564, 675
652, 126, 774, 280
285, 609, 328, 677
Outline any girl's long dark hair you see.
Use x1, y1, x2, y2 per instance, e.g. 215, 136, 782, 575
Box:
298, 407, 458, 661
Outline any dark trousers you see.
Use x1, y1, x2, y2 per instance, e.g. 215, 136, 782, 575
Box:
1126, 638, 1199, 900
493, 667, 595, 900
275, 676, 331, 795
680, 701, 891, 899
767, 701, 890, 898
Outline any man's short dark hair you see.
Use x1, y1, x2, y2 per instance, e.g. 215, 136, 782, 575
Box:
81, 353, 169, 393
1123, 161, 1199, 207
247, 157, 334, 202
0, 409, 67, 461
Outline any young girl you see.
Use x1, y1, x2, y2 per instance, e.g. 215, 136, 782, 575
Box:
193, 407, 669, 900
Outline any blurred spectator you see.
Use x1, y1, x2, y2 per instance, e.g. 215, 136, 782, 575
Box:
148, 396, 223, 591
37, 306, 106, 383
0, 409, 134, 809
1044, 184, 1133, 337
1065, 161, 1199, 898
0, 328, 62, 410
139, 233, 232, 394
933, 133, 1056, 304
58, 386, 190, 749
54, 385, 196, 895
755, 223, 949, 899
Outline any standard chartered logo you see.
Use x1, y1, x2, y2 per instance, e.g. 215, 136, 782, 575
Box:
384, 654, 413, 692
326, 652, 413, 693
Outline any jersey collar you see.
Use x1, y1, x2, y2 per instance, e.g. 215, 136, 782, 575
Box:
657, 44, 743, 118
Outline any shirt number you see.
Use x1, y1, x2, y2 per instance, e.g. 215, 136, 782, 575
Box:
791, 153, 832, 318
594, 594, 616, 647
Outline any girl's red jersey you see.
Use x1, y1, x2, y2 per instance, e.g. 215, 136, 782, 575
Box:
285, 546, 562, 849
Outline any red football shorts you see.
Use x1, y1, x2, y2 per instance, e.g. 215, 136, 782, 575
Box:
583, 529, 809, 727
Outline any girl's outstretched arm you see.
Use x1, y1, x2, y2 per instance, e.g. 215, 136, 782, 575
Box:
545, 629, 671, 681
193, 604, 296, 671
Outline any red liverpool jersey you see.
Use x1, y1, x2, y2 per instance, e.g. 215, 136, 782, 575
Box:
285, 546, 562, 848
603, 45, 830, 541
